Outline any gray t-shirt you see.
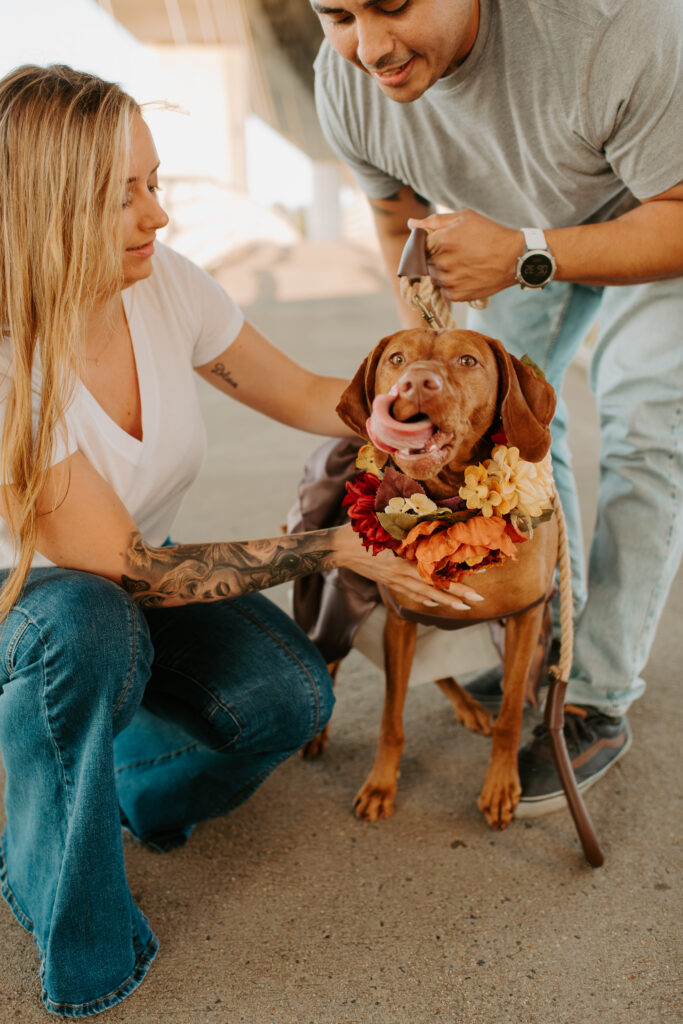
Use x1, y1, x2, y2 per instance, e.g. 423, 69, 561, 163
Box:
314, 0, 683, 228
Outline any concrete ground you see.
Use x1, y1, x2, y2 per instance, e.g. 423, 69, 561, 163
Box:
1, 240, 681, 1023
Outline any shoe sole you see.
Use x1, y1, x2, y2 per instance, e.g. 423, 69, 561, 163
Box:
514, 720, 632, 819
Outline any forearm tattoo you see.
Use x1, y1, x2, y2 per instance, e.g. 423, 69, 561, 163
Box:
120, 530, 337, 608
210, 362, 238, 388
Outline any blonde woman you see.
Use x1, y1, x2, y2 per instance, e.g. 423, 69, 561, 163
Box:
0, 65, 481, 1016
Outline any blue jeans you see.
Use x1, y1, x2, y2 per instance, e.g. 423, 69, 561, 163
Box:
468, 278, 683, 715
0, 568, 334, 1017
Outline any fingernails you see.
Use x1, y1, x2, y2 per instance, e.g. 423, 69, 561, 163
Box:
422, 599, 439, 607
464, 591, 485, 602
452, 601, 471, 611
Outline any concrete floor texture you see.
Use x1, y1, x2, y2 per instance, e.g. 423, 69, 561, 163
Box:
1, 240, 681, 1023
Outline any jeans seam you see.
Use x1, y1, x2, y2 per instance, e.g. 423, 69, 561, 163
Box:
634, 407, 683, 671
112, 593, 141, 715
4, 615, 31, 675
25, 618, 75, 819
114, 740, 199, 774
148, 664, 244, 733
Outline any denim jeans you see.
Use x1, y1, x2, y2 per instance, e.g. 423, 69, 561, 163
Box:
468, 277, 683, 715
0, 567, 334, 1017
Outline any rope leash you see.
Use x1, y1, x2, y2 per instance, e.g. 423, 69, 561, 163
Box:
397, 227, 604, 866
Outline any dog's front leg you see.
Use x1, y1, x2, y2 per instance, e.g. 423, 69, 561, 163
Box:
354, 605, 416, 821
478, 603, 545, 829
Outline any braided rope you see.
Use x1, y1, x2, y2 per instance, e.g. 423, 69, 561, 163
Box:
399, 276, 457, 328
549, 482, 574, 684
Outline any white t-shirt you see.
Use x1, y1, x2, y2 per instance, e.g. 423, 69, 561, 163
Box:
0, 243, 244, 568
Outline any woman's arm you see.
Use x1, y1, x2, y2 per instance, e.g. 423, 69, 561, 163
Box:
195, 321, 354, 437
13, 451, 481, 611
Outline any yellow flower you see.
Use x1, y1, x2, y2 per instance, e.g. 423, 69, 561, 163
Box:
459, 463, 503, 517
355, 444, 386, 476
513, 452, 554, 518
384, 493, 440, 516
479, 445, 554, 519
407, 493, 439, 515
385, 496, 411, 514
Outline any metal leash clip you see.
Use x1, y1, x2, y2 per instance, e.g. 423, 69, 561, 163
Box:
397, 227, 444, 329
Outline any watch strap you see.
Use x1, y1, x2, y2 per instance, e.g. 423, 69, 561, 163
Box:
521, 227, 548, 251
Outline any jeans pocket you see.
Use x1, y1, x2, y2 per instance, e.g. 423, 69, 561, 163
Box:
2, 615, 33, 678
143, 669, 243, 752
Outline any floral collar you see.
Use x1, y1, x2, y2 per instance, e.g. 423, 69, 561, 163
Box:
343, 432, 555, 589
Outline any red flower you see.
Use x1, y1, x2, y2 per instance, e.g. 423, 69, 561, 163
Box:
343, 473, 401, 555
490, 423, 508, 446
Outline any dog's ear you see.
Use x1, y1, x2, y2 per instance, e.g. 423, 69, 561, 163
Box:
336, 333, 395, 436
486, 337, 556, 462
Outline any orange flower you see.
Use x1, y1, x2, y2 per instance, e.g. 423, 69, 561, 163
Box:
398, 516, 525, 589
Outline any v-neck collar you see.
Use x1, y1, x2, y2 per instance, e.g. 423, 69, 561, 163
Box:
77, 288, 160, 465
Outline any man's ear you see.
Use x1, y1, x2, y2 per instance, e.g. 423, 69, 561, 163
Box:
336, 333, 396, 436
485, 337, 556, 462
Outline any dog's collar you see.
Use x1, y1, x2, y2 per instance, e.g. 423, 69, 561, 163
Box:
343, 439, 555, 588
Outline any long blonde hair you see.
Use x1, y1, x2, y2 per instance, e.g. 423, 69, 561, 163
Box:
0, 64, 140, 617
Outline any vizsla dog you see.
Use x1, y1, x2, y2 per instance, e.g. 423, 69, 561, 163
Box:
335, 326, 558, 830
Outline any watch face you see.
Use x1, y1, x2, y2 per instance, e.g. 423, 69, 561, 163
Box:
521, 252, 554, 286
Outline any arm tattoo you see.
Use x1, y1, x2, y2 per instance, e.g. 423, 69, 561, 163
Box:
210, 362, 238, 388
120, 530, 337, 608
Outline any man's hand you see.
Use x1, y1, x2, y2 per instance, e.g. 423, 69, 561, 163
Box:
407, 210, 521, 302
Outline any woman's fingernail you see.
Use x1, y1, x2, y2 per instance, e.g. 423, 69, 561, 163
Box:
452, 601, 470, 611
465, 591, 485, 602
422, 599, 439, 607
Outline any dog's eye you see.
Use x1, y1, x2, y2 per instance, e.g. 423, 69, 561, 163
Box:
389, 352, 404, 366
458, 354, 478, 367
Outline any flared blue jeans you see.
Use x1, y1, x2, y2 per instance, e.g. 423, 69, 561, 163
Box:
0, 568, 334, 1016
469, 278, 683, 715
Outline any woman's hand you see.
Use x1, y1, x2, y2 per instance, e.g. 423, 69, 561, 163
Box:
407, 210, 520, 302
333, 524, 483, 612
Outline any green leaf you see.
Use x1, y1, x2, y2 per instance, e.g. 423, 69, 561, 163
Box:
521, 353, 546, 381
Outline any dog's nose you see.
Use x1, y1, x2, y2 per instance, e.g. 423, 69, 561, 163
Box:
396, 368, 443, 400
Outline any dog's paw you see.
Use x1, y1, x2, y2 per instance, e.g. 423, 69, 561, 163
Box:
454, 699, 494, 736
299, 724, 330, 759
477, 770, 522, 830
434, 677, 493, 736
353, 779, 397, 822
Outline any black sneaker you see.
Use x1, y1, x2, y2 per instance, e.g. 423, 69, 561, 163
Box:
461, 636, 559, 711
460, 663, 506, 710
515, 704, 632, 818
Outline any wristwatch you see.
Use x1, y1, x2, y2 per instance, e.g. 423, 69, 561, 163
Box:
515, 228, 556, 289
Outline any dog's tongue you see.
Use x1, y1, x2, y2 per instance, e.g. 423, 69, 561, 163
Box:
366, 389, 435, 454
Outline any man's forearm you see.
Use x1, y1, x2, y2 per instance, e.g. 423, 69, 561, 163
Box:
548, 192, 683, 287
370, 187, 435, 328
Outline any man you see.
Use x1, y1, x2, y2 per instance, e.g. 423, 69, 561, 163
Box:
310, 0, 683, 815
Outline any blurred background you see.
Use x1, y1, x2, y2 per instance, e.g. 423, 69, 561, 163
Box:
0, 0, 374, 277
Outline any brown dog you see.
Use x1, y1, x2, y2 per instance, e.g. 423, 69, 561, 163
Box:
335, 327, 558, 829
